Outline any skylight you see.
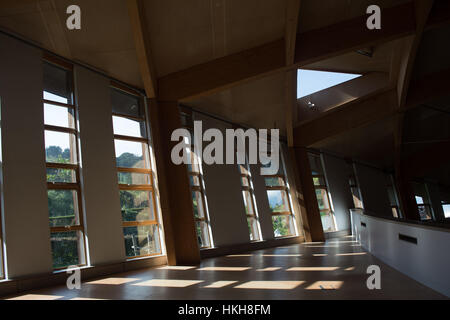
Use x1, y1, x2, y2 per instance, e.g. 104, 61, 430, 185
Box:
297, 69, 362, 99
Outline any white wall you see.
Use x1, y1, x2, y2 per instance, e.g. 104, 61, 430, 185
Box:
351, 210, 450, 297
322, 154, 353, 231
354, 163, 391, 217
75, 66, 126, 265
0, 34, 53, 278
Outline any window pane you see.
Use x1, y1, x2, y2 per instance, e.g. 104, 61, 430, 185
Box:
192, 191, 205, 219
111, 88, 142, 118
351, 187, 363, 208
48, 190, 79, 227
308, 153, 323, 175
313, 176, 326, 186
265, 177, 285, 187
120, 190, 155, 222
47, 168, 77, 183
45, 131, 77, 164
387, 186, 397, 205
247, 217, 259, 241
113, 115, 146, 138
242, 190, 254, 215
241, 177, 249, 187
50, 231, 83, 269
196, 221, 210, 248
267, 190, 290, 213
320, 211, 336, 232
44, 103, 75, 128
392, 207, 399, 218
239, 164, 249, 176
123, 225, 160, 258
43, 63, 73, 104
272, 215, 294, 237
415, 196, 424, 205
442, 204, 450, 218
189, 174, 200, 187
315, 189, 330, 211
118, 172, 151, 185
115, 140, 150, 169
418, 205, 432, 221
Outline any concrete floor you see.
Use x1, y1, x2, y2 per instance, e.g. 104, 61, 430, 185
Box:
4, 236, 447, 300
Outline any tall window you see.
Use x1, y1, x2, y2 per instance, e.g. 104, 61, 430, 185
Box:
349, 171, 364, 209
308, 152, 337, 232
111, 85, 162, 258
261, 149, 296, 238
180, 109, 212, 248
412, 182, 433, 221
238, 160, 261, 241
43, 59, 87, 270
0, 119, 4, 278
386, 174, 401, 218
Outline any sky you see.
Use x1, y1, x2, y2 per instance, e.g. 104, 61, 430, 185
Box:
297, 69, 361, 99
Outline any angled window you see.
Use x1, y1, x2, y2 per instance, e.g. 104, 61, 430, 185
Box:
308, 152, 337, 233
297, 69, 361, 98
238, 156, 261, 242
111, 86, 162, 259
412, 182, 434, 221
180, 109, 213, 249
386, 174, 401, 218
349, 169, 364, 210
261, 146, 297, 238
43, 59, 87, 270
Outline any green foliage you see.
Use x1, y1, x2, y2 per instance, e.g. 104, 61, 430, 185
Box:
116, 152, 142, 168
272, 216, 289, 237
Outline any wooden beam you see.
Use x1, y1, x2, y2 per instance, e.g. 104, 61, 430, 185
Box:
127, 0, 157, 98
294, 89, 398, 147
285, 0, 301, 66
397, 0, 434, 108
158, 2, 417, 101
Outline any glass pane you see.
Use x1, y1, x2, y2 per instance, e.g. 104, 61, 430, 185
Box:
418, 205, 432, 221
265, 177, 285, 187
351, 187, 364, 208
387, 186, 397, 205
48, 190, 79, 227
118, 172, 151, 185
239, 164, 249, 176
242, 190, 255, 215
267, 190, 290, 213
123, 225, 161, 258
111, 88, 142, 118
320, 211, 336, 232
45, 131, 77, 164
115, 140, 150, 169
50, 231, 83, 269
44, 103, 75, 128
192, 191, 205, 219
315, 188, 330, 211
43, 62, 73, 104
272, 215, 294, 238
308, 153, 323, 175
415, 196, 424, 205
189, 175, 200, 187
313, 176, 326, 186
392, 207, 399, 218
47, 168, 76, 183
120, 190, 155, 222
442, 204, 450, 218
196, 221, 210, 248
113, 115, 146, 138
247, 217, 259, 241
241, 177, 249, 187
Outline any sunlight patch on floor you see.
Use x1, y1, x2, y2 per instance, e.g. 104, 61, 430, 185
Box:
132, 279, 204, 288
235, 281, 304, 290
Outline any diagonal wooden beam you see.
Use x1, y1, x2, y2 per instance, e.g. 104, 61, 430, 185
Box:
127, 0, 157, 98
158, 1, 417, 101
285, 0, 301, 66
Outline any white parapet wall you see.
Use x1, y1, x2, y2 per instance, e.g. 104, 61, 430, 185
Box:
350, 209, 450, 297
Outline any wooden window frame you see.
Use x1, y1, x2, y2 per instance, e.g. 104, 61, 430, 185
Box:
43, 57, 87, 271
112, 86, 162, 259
239, 165, 261, 241
262, 172, 296, 237
181, 110, 212, 249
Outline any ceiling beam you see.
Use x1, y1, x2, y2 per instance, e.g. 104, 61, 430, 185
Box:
158, 1, 418, 101
397, 0, 434, 108
127, 0, 157, 98
285, 0, 301, 147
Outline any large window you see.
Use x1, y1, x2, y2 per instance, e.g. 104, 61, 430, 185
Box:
308, 152, 337, 233
386, 174, 401, 218
238, 160, 261, 242
43, 59, 87, 270
412, 182, 433, 221
180, 109, 212, 248
111, 86, 162, 259
261, 148, 296, 238
349, 170, 364, 209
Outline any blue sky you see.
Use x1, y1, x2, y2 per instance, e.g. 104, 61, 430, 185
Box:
297, 69, 361, 99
